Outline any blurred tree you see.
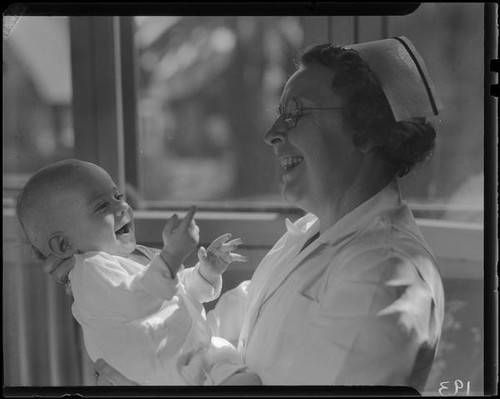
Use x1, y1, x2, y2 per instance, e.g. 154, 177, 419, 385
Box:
135, 16, 302, 202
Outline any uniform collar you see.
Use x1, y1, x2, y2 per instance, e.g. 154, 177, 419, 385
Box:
285, 213, 318, 236
288, 180, 403, 248
322, 179, 402, 240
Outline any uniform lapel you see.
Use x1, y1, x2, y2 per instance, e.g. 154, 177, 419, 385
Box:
256, 232, 321, 312
238, 216, 319, 351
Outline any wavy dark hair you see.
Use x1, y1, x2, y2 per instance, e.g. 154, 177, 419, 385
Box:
297, 43, 436, 177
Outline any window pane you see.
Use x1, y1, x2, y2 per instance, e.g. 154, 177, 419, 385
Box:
388, 4, 484, 224
133, 16, 304, 209
3, 16, 77, 386
3, 16, 74, 204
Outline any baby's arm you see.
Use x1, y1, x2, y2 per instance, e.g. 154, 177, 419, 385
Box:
197, 233, 247, 284
39, 207, 198, 300
158, 206, 199, 277
180, 234, 247, 304
137, 207, 200, 300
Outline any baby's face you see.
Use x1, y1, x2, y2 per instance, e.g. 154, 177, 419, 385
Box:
50, 164, 136, 257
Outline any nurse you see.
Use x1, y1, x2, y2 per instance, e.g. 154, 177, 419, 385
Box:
206, 36, 445, 391
45, 37, 445, 392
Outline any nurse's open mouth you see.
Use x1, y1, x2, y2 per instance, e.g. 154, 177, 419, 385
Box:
281, 156, 303, 171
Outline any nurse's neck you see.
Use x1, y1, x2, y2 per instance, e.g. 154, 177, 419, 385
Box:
315, 168, 394, 235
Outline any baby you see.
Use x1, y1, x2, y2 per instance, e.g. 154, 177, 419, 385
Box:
16, 159, 261, 386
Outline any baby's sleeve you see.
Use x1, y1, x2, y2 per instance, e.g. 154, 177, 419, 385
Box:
179, 264, 222, 304
82, 298, 208, 385
137, 253, 182, 301
71, 254, 208, 385
71, 253, 179, 315
72, 254, 154, 317
137, 252, 222, 304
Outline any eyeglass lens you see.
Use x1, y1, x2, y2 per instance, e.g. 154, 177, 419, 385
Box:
281, 98, 300, 129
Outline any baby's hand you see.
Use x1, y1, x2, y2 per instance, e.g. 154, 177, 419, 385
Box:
198, 233, 247, 282
161, 206, 199, 273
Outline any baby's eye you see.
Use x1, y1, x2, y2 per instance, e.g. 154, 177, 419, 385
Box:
114, 192, 124, 201
95, 201, 109, 212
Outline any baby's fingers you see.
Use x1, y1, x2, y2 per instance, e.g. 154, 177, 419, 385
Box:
207, 233, 232, 250
219, 238, 244, 252
179, 206, 197, 230
229, 253, 248, 263
42, 253, 63, 275
197, 246, 208, 261
163, 214, 180, 235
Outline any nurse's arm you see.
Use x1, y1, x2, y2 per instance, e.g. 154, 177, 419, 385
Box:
321, 250, 437, 389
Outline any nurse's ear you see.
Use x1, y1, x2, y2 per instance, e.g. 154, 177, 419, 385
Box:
351, 128, 376, 155
48, 233, 77, 259
356, 137, 377, 154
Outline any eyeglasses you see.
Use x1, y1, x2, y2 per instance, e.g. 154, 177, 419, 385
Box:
278, 97, 343, 129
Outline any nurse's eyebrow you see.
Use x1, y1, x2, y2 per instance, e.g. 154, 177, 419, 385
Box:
278, 97, 293, 112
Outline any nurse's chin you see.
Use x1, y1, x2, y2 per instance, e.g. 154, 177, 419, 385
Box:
281, 189, 307, 210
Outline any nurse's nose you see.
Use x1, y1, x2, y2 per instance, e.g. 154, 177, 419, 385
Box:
263, 115, 288, 146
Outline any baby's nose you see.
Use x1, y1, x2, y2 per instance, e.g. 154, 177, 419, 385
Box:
114, 201, 128, 216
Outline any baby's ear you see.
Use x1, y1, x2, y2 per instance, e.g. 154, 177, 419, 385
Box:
48, 233, 76, 258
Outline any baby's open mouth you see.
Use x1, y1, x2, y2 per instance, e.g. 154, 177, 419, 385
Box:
115, 223, 131, 235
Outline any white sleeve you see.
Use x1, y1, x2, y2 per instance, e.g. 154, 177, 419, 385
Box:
137, 253, 181, 301
327, 248, 442, 388
273, 247, 439, 388
71, 254, 206, 385
179, 263, 222, 304
204, 336, 247, 385
82, 298, 207, 385
206, 280, 250, 347
71, 254, 176, 317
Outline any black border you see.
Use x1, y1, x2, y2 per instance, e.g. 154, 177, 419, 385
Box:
2, 385, 420, 397
483, 2, 498, 397
3, 1, 420, 16
2, 1, 497, 398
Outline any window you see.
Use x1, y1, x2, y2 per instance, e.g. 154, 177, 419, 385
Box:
132, 16, 303, 210
3, 16, 74, 205
387, 3, 484, 224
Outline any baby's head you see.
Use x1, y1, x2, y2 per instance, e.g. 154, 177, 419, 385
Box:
16, 159, 136, 260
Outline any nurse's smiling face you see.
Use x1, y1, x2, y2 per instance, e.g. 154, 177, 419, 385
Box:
264, 62, 365, 216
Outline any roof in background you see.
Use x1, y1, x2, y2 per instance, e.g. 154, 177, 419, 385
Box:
5, 16, 72, 105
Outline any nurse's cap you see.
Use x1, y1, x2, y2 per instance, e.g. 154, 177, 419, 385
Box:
344, 36, 442, 122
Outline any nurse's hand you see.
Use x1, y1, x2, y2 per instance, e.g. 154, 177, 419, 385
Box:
94, 359, 138, 386
41, 253, 75, 296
